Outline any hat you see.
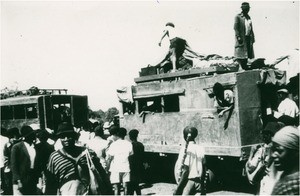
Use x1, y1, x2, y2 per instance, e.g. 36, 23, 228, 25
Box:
241, 2, 250, 7
272, 126, 299, 151
56, 122, 75, 136
165, 22, 175, 28
7, 127, 20, 139
29, 123, 40, 130
183, 126, 198, 140
103, 121, 113, 129
36, 129, 50, 140
277, 88, 289, 94
20, 125, 36, 138
262, 122, 285, 135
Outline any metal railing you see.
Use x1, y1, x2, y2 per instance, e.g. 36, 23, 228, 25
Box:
0, 88, 68, 99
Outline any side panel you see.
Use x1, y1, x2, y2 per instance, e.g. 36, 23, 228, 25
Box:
236, 70, 263, 146
121, 72, 244, 156
121, 110, 241, 156
1, 119, 39, 130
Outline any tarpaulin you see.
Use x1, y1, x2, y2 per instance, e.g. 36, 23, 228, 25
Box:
117, 86, 133, 103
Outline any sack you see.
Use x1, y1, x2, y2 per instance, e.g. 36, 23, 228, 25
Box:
59, 180, 89, 195
85, 150, 103, 195
245, 145, 266, 185
245, 161, 266, 185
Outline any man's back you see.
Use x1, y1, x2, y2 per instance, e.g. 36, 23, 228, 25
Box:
183, 142, 205, 179
107, 139, 133, 172
130, 141, 144, 173
278, 98, 299, 118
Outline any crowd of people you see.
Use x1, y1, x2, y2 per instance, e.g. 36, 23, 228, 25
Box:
0, 122, 145, 195
1, 1, 299, 195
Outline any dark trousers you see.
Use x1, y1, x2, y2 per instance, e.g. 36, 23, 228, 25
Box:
20, 170, 38, 195
3, 171, 13, 195
245, 36, 254, 59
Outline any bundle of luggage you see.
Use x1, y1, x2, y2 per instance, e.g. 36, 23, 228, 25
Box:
139, 53, 268, 77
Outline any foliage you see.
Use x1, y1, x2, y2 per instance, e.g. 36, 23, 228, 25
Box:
105, 107, 119, 122
88, 106, 119, 124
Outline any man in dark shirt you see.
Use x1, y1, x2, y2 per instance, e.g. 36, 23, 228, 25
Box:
128, 129, 145, 195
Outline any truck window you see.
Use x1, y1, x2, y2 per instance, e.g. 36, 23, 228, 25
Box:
26, 104, 38, 119
122, 102, 135, 115
138, 97, 162, 113
1, 106, 13, 120
164, 95, 180, 112
14, 105, 25, 119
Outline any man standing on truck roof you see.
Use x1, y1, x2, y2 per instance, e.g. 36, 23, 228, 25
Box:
234, 2, 255, 70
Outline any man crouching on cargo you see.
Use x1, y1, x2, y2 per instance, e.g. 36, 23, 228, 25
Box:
174, 126, 207, 195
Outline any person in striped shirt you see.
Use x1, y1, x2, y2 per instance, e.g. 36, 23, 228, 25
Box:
45, 122, 112, 195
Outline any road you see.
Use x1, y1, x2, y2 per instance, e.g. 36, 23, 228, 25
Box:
140, 182, 254, 195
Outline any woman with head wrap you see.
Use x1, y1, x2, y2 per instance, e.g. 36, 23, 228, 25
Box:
271, 126, 299, 195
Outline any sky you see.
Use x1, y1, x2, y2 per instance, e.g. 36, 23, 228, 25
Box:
1, 1, 299, 111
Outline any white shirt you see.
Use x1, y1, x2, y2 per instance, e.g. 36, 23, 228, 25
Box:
244, 18, 252, 36
0, 136, 9, 168
88, 136, 109, 169
277, 98, 299, 118
54, 138, 63, 151
24, 142, 36, 169
78, 130, 92, 146
107, 139, 133, 172
177, 142, 205, 179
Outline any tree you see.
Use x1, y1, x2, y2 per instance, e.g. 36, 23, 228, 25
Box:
105, 107, 119, 122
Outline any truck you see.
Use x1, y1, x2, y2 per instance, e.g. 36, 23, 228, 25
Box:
1, 88, 88, 132
117, 67, 286, 191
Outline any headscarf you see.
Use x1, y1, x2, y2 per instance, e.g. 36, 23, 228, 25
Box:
272, 126, 299, 151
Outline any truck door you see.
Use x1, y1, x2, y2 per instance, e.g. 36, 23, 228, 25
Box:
71, 96, 88, 128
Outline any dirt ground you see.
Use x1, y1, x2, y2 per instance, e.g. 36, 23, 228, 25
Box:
140, 182, 253, 195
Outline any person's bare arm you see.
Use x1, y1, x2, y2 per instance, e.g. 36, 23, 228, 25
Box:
218, 104, 234, 117
158, 30, 168, 46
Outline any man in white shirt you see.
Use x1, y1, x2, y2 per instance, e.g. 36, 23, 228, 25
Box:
87, 125, 109, 170
273, 89, 299, 126
277, 89, 299, 118
106, 127, 133, 195
174, 126, 206, 195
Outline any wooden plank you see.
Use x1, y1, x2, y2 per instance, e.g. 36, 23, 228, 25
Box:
134, 89, 185, 99
0, 96, 40, 106
134, 67, 216, 83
